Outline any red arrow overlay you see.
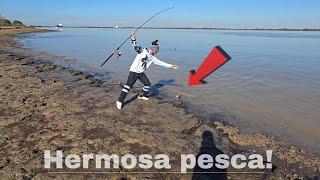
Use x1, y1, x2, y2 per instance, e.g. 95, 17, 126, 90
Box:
189, 46, 232, 87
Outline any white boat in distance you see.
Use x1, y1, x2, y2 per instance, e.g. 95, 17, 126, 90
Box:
56, 24, 63, 28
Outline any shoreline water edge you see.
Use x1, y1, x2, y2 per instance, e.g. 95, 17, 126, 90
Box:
0, 28, 319, 179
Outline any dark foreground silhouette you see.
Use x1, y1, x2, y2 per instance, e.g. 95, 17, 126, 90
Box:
192, 131, 227, 180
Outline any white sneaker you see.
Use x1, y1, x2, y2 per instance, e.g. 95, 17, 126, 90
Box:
138, 96, 149, 101
116, 101, 122, 110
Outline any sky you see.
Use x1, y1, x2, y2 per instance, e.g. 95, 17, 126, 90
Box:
0, 0, 319, 29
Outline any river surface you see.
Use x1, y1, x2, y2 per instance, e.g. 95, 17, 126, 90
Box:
18, 28, 320, 152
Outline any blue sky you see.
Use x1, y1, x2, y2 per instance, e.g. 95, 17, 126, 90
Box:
0, 0, 319, 28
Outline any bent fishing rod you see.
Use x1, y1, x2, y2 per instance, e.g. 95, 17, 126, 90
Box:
100, 7, 174, 67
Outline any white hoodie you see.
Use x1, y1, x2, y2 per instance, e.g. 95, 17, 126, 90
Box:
129, 38, 172, 73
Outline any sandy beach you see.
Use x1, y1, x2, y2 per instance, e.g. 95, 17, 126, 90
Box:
0, 28, 319, 179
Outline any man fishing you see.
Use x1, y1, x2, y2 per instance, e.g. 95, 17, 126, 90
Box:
116, 32, 178, 110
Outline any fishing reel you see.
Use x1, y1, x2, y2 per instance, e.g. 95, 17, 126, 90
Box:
115, 50, 122, 59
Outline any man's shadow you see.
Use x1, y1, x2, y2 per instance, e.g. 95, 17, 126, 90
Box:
123, 79, 182, 106
148, 79, 182, 96
192, 131, 227, 180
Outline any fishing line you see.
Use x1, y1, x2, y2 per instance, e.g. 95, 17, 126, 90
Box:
164, 87, 196, 98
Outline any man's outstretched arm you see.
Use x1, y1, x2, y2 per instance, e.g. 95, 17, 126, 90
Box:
152, 57, 178, 69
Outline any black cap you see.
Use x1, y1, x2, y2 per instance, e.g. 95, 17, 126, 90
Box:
151, 40, 159, 46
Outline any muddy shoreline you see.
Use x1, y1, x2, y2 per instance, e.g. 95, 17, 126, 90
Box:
0, 28, 319, 179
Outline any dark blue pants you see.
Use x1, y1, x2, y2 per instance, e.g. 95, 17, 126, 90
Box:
118, 71, 151, 102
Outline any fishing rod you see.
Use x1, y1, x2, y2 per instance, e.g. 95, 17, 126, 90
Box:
100, 7, 174, 67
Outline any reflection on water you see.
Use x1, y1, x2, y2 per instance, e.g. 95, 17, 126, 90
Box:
19, 28, 320, 151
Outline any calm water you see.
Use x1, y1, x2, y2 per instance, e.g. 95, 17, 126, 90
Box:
19, 28, 320, 151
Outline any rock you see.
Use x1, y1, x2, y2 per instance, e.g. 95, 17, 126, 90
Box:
87, 139, 95, 145
31, 149, 39, 154
85, 74, 93, 79
69, 142, 79, 147
292, 173, 299, 179
56, 146, 63, 151
21, 95, 29, 103
72, 71, 82, 76
39, 78, 46, 84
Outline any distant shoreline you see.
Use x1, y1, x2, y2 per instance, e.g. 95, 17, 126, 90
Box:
32, 26, 320, 32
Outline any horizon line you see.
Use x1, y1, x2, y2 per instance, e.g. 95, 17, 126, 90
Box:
32, 26, 320, 31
